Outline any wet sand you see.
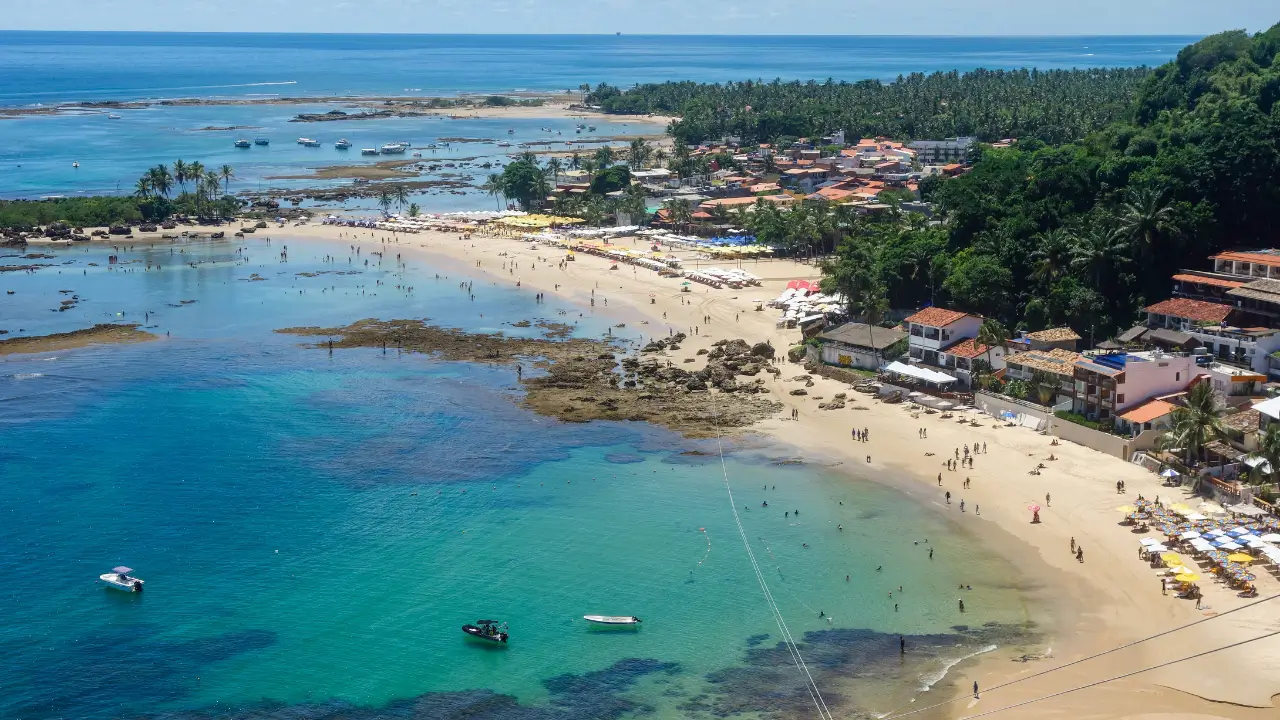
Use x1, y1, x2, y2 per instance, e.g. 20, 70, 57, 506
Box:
276, 222, 1280, 720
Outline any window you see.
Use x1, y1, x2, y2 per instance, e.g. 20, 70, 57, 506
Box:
1117, 394, 1125, 404
1175, 372, 1180, 382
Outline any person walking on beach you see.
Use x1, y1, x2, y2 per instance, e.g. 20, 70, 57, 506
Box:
1045, 492, 1051, 507
958, 599, 965, 613
929, 547, 934, 559
1071, 537, 1076, 553
1076, 546, 1084, 563
973, 681, 979, 699
945, 491, 951, 504
938, 473, 943, 486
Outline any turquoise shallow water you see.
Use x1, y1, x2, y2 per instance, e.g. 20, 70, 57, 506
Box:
1, 237, 1038, 719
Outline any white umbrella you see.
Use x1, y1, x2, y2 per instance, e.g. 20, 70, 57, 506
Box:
1247, 540, 1270, 549
1179, 531, 1201, 540
1147, 544, 1170, 552
1185, 513, 1208, 521
1260, 533, 1280, 542
936, 401, 954, 409
1139, 538, 1161, 546
1160, 468, 1180, 477
1168, 565, 1196, 575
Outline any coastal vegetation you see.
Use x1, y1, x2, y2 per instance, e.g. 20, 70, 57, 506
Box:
809, 25, 1280, 340
588, 67, 1152, 145
0, 159, 242, 229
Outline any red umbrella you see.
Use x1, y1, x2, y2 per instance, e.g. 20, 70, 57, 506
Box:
1027, 505, 1041, 513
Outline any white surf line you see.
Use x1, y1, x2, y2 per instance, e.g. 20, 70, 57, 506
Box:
707, 391, 834, 720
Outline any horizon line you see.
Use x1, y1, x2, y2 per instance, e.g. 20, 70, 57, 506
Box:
0, 30, 1212, 38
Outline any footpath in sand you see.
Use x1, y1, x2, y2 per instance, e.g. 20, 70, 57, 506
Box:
280, 221, 1280, 720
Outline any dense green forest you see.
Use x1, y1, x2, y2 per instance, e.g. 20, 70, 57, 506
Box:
811, 25, 1280, 341
588, 67, 1151, 145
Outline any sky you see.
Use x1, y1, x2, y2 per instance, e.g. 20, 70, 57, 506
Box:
4, 0, 1276, 35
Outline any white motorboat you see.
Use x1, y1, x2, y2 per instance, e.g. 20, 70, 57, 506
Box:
335, 139, 352, 150
298, 137, 321, 147
99, 566, 144, 592
583, 615, 641, 625
234, 139, 252, 148
380, 143, 406, 154
107, 113, 122, 119
496, 141, 511, 148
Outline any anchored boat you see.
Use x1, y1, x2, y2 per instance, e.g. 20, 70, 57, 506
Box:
462, 619, 508, 643
99, 566, 144, 593
583, 615, 641, 626
234, 139, 251, 148
335, 139, 352, 150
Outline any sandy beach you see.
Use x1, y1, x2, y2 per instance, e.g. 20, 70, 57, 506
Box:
280, 222, 1280, 720
16, 222, 1280, 719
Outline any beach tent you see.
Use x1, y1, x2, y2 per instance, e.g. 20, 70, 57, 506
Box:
1179, 531, 1201, 540
1160, 468, 1180, 477
883, 361, 958, 385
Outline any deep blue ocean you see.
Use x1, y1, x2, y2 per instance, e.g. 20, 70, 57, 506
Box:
0, 33, 1192, 204
0, 32, 1193, 105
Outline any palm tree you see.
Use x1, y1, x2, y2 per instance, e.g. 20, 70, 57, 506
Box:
149, 165, 173, 198
1069, 225, 1129, 289
394, 185, 410, 213
580, 157, 597, 181
377, 189, 394, 216
172, 159, 188, 194
568, 152, 581, 170
1030, 369, 1059, 406
1248, 423, 1280, 486
1030, 227, 1075, 285
186, 162, 206, 200
858, 280, 890, 369
663, 198, 693, 233
1116, 186, 1176, 257
653, 148, 669, 168
133, 177, 152, 199
408, 202, 421, 218
628, 138, 651, 169
220, 165, 236, 195
546, 157, 563, 187
1158, 382, 1226, 471
482, 173, 505, 210
975, 318, 1010, 387
594, 146, 613, 170
202, 171, 220, 213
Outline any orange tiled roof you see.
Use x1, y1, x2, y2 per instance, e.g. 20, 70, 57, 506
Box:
1144, 298, 1234, 324
1118, 399, 1175, 424
943, 338, 991, 359
1171, 273, 1246, 289
1212, 251, 1280, 268
905, 307, 970, 327
1025, 327, 1081, 343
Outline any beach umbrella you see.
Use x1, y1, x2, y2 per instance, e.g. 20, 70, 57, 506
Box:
1185, 513, 1208, 521
1228, 553, 1255, 563
1148, 544, 1170, 552
1161, 469, 1181, 477
1117, 505, 1138, 513
1220, 542, 1244, 550
1168, 565, 1196, 575
1261, 533, 1280, 543
1175, 573, 1200, 583
1161, 553, 1183, 565
1139, 538, 1161, 545
1179, 531, 1201, 540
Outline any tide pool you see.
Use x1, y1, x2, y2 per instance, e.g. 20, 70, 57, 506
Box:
1, 237, 1039, 719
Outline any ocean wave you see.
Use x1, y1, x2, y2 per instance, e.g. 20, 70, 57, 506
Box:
11, 372, 44, 380
918, 643, 997, 691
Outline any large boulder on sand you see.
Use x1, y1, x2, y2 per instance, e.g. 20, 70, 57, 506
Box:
751, 341, 775, 360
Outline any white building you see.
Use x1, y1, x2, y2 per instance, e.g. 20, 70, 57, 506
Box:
907, 136, 976, 163
1071, 350, 1198, 421
904, 308, 1003, 387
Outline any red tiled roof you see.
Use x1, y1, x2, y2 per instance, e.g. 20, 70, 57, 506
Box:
1171, 273, 1246, 289
1212, 251, 1280, 268
943, 338, 991, 359
1144, 298, 1234, 324
1118, 399, 1175, 424
905, 307, 970, 327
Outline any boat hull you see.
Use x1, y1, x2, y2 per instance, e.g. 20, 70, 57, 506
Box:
99, 575, 143, 592
462, 625, 508, 643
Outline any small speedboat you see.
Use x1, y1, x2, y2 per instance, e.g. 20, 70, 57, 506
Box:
234, 139, 251, 148
72, 161, 79, 168
254, 137, 270, 146
584, 615, 641, 626
361, 148, 378, 155
335, 139, 352, 150
99, 566, 144, 592
107, 113, 122, 119
462, 619, 508, 643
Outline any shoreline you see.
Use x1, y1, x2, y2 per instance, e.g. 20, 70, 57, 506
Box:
12, 222, 1280, 717
0, 95, 676, 127
279, 222, 1280, 718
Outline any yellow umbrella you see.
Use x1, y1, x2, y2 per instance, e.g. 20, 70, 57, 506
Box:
1170, 503, 1192, 514
1227, 553, 1255, 563
1161, 553, 1182, 564
1175, 573, 1200, 583
1117, 505, 1138, 513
